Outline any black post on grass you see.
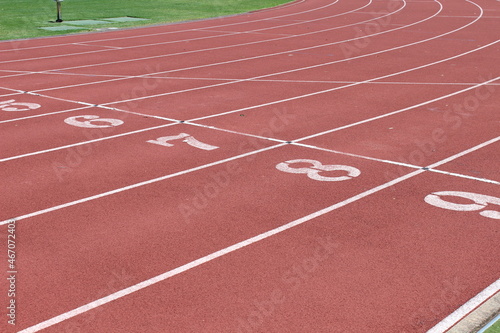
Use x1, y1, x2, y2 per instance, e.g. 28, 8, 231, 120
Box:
54, 0, 63, 22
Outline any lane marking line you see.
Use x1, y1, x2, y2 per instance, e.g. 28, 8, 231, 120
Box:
0, 143, 285, 226
428, 279, 500, 333
0, 0, 313, 53
0, 0, 355, 64
15, 169, 425, 333
0, 122, 178, 163
17, 135, 500, 333
293, 75, 499, 142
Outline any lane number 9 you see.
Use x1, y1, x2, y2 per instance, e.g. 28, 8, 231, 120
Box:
64, 115, 124, 128
425, 191, 500, 220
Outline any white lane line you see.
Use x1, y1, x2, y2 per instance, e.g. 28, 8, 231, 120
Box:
28, 4, 414, 93
1, 14, 494, 164
97, 1, 485, 110
425, 136, 500, 170
0, 0, 379, 86
123, 76, 500, 86
17, 135, 500, 333
2, 45, 495, 163
0, 92, 23, 98
294, 75, 499, 142
192, 28, 296, 36
0, 0, 311, 53
0, 0, 350, 64
13, 171, 424, 333
186, 122, 500, 186
427, 169, 500, 185
0, 106, 92, 124
0, 122, 178, 163
427, 279, 500, 333
0, 143, 286, 226
28, 2, 410, 92
71, 42, 124, 50
0, 86, 25, 94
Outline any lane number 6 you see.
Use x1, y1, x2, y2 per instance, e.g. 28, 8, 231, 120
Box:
0, 99, 41, 112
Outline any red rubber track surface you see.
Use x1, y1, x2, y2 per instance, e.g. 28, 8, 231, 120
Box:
0, 0, 499, 332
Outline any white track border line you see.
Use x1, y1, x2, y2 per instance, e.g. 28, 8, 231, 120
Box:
428, 279, 500, 333
15, 135, 500, 333
0, 0, 354, 64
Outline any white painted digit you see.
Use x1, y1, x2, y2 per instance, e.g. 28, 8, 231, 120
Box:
425, 191, 500, 220
64, 115, 124, 128
0, 99, 41, 112
147, 133, 219, 151
276, 159, 361, 182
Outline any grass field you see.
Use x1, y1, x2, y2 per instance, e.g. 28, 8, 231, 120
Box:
0, 0, 291, 41
485, 318, 500, 333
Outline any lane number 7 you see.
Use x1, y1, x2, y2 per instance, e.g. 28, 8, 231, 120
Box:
147, 133, 219, 151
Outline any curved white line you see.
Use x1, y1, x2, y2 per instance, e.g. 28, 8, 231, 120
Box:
0, 0, 311, 53
0, 0, 342, 57
3, 1, 407, 92
0, 0, 375, 66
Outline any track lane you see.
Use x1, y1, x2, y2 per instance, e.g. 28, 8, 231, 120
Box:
0, 124, 276, 221
0, 0, 362, 67
11, 135, 500, 333
0, 108, 174, 160
10, 144, 416, 330
34, 172, 499, 333
0, 0, 498, 332
0, 0, 314, 51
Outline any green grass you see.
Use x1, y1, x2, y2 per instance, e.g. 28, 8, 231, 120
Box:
0, 0, 291, 40
484, 318, 500, 333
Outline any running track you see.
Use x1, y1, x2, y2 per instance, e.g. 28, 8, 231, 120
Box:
0, 0, 499, 332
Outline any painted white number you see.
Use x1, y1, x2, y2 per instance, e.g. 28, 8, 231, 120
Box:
276, 159, 361, 182
64, 115, 124, 128
0, 99, 41, 112
147, 133, 219, 151
425, 191, 500, 220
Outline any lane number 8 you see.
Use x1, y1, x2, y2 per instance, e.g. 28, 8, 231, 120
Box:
425, 191, 500, 220
276, 159, 361, 182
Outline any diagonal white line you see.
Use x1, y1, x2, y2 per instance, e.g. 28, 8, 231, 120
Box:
17, 134, 500, 333
0, 143, 285, 226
